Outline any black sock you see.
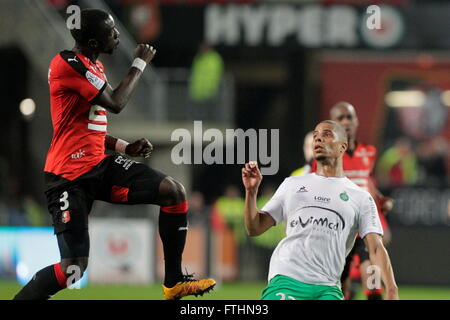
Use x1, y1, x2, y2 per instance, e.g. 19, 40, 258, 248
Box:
13, 264, 66, 300
159, 206, 188, 288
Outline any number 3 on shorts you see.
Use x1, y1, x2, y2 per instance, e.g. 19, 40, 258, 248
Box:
60, 191, 69, 211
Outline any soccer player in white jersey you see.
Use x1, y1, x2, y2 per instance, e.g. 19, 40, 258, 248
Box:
241, 120, 399, 300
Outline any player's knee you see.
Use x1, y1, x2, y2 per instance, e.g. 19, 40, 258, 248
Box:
173, 179, 187, 202
159, 177, 186, 205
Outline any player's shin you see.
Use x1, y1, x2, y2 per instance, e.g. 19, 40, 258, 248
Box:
13, 263, 68, 300
158, 200, 188, 288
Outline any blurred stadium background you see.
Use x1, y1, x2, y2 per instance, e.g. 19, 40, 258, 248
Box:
0, 0, 449, 300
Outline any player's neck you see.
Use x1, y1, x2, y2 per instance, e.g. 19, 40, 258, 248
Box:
316, 157, 345, 178
347, 138, 357, 154
72, 46, 99, 62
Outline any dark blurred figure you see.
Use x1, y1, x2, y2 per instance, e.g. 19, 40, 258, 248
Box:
417, 136, 448, 188
188, 191, 210, 226
290, 131, 314, 177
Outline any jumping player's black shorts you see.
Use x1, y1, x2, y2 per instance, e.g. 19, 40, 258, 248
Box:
45, 154, 167, 235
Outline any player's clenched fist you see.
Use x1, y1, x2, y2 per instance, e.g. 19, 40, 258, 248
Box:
134, 44, 156, 64
242, 161, 263, 192
125, 138, 153, 158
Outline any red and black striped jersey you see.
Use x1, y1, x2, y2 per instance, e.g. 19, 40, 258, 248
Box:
44, 50, 108, 181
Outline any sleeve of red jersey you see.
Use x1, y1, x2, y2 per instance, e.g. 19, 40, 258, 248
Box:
57, 58, 107, 102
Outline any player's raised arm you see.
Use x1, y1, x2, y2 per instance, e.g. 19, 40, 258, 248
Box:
242, 161, 275, 236
93, 44, 156, 114
363, 233, 399, 300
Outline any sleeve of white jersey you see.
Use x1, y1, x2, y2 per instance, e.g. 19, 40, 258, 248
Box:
358, 193, 384, 239
260, 178, 289, 225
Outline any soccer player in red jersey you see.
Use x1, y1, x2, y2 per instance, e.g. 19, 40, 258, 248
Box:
311, 102, 393, 300
13, 9, 215, 300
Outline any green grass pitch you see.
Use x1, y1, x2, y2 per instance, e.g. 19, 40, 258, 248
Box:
0, 280, 449, 300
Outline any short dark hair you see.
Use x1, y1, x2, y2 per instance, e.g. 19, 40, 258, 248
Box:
69, 9, 111, 46
320, 120, 348, 143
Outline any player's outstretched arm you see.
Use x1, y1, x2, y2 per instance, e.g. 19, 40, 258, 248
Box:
93, 44, 156, 114
105, 135, 153, 158
363, 233, 399, 300
242, 161, 275, 236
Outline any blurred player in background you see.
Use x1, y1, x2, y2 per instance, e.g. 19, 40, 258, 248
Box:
311, 102, 394, 300
242, 121, 399, 300
13, 8, 215, 300
290, 131, 314, 177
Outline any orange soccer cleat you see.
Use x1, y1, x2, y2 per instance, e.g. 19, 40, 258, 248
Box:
162, 274, 216, 300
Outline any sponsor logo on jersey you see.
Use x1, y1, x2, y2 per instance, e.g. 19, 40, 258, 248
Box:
355, 148, 374, 166
71, 149, 86, 159
368, 196, 378, 227
290, 215, 341, 231
289, 206, 346, 233
296, 186, 308, 193
114, 155, 136, 170
314, 196, 330, 204
85, 70, 105, 90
